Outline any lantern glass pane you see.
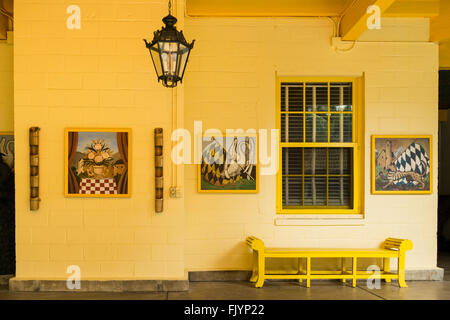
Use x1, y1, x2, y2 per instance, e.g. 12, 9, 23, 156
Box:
178, 44, 190, 79
159, 41, 179, 77
176, 43, 183, 76
150, 45, 163, 77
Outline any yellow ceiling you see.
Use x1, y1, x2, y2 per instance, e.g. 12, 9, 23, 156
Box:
385, 0, 439, 17
186, 0, 439, 17
186, 0, 354, 17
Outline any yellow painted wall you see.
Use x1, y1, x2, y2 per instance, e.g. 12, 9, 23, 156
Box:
13, 0, 185, 280
13, 0, 439, 280
358, 17, 430, 42
0, 39, 13, 132
183, 17, 439, 271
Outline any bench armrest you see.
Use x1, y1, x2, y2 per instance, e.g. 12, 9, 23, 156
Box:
246, 236, 265, 252
383, 238, 413, 252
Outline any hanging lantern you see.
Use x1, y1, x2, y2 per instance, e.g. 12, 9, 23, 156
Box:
144, 1, 195, 88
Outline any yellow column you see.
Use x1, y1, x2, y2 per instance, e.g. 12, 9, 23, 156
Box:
352, 257, 357, 287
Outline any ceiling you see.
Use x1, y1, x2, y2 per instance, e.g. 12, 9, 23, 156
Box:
186, 0, 439, 17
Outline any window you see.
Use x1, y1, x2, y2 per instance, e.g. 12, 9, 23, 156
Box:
277, 77, 363, 214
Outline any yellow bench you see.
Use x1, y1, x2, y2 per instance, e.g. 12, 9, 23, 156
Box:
246, 236, 413, 288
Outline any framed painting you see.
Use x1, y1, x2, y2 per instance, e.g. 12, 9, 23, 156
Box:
371, 135, 432, 194
198, 132, 258, 193
0, 132, 14, 171
65, 128, 131, 197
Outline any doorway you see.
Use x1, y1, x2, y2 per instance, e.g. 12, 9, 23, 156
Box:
0, 0, 14, 284
0, 142, 14, 277
438, 70, 450, 275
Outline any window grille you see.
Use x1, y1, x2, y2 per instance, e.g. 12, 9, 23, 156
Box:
279, 79, 359, 212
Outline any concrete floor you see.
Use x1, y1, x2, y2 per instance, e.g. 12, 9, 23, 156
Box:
0, 280, 449, 300
0, 254, 448, 300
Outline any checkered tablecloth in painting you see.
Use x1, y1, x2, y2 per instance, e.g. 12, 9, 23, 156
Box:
79, 178, 118, 195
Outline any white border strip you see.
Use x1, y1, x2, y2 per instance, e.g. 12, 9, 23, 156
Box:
275, 214, 365, 226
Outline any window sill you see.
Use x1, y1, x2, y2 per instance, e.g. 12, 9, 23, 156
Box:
275, 214, 365, 226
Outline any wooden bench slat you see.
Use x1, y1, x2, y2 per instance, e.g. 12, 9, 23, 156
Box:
246, 235, 413, 289
264, 248, 395, 253
265, 252, 398, 258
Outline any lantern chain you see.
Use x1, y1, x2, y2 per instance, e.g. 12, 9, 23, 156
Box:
168, 0, 171, 15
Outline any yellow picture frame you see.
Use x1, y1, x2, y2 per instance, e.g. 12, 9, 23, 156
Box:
197, 131, 259, 194
371, 135, 433, 195
275, 76, 365, 214
64, 128, 132, 198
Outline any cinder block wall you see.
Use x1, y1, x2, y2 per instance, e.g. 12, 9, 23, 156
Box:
183, 17, 439, 271
13, 0, 185, 280
12, 0, 439, 281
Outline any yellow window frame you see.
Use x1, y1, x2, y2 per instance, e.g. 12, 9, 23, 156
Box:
276, 76, 365, 215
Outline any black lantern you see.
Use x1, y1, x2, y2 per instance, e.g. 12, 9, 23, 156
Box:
144, 1, 195, 88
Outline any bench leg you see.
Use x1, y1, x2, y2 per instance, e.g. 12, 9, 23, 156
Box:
398, 253, 407, 288
255, 254, 265, 288
250, 251, 258, 283
383, 257, 391, 283
341, 258, 346, 284
298, 258, 303, 284
306, 257, 311, 288
352, 257, 357, 288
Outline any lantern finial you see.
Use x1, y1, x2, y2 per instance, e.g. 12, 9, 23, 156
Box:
162, 14, 177, 28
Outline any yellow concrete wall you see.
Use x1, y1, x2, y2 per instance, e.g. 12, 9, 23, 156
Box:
183, 17, 439, 271
358, 17, 430, 42
0, 40, 13, 132
13, 0, 439, 280
14, 0, 185, 280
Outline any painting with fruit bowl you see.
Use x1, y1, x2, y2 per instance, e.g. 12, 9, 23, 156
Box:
65, 129, 131, 197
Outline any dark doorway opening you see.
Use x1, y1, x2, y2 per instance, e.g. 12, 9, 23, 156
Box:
0, 142, 15, 282
438, 70, 450, 272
